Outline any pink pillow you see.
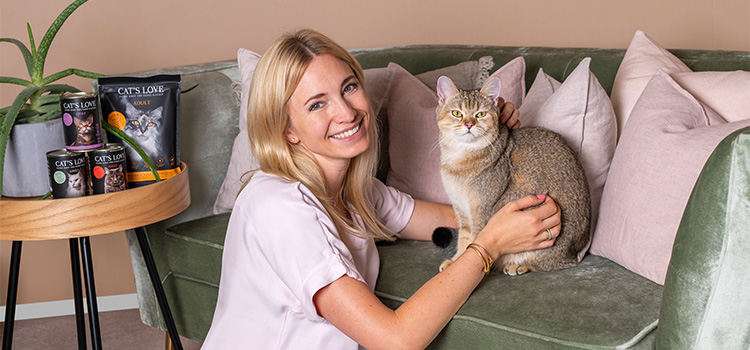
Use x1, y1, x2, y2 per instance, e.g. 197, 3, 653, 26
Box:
611, 30, 691, 138
519, 58, 617, 256
213, 49, 395, 214
385, 58, 526, 204
670, 71, 750, 123
590, 70, 750, 284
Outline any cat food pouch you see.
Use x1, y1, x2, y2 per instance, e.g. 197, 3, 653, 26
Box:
98, 74, 181, 187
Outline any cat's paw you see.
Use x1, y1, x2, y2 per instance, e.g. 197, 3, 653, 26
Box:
439, 259, 454, 272
502, 264, 531, 276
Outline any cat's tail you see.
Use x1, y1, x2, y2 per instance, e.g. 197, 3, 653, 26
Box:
432, 227, 458, 250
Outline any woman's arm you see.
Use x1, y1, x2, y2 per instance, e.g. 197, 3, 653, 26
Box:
315, 194, 560, 350
398, 199, 457, 241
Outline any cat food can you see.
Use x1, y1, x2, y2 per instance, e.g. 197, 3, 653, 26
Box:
88, 144, 128, 194
46, 149, 89, 198
60, 91, 103, 151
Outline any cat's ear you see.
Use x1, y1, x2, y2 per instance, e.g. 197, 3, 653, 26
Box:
152, 106, 164, 119
480, 77, 502, 103
126, 103, 138, 114
85, 114, 93, 122
436, 76, 459, 104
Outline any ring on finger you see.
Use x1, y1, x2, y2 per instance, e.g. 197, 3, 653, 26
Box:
545, 228, 552, 241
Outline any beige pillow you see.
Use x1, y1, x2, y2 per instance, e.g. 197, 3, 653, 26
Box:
519, 58, 617, 258
213, 49, 395, 214
590, 70, 750, 284
671, 71, 750, 123
385, 57, 526, 204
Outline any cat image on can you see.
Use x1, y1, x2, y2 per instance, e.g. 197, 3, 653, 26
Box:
88, 144, 128, 194
60, 92, 103, 150
46, 149, 89, 198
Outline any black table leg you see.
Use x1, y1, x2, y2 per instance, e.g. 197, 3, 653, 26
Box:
133, 227, 183, 350
2, 241, 22, 350
79, 237, 102, 350
69, 238, 87, 350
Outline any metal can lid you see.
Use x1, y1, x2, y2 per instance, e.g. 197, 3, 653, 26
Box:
46, 148, 76, 158
88, 143, 125, 154
60, 91, 97, 99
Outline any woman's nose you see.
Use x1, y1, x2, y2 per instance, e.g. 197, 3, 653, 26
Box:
332, 96, 357, 122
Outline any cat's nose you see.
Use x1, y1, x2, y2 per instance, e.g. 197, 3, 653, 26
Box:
465, 122, 474, 129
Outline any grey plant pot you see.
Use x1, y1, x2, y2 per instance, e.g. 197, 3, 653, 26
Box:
2, 119, 65, 197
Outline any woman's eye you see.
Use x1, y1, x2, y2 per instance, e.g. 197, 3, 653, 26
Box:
476, 111, 486, 118
451, 110, 463, 118
343, 82, 358, 93
309, 102, 323, 111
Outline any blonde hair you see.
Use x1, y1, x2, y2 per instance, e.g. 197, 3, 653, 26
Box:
246, 29, 393, 241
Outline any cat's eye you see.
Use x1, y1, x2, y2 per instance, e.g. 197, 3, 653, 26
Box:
132, 121, 140, 126
451, 110, 463, 118
476, 111, 487, 118
147, 122, 154, 127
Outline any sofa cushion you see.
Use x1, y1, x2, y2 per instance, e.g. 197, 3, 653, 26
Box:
160, 212, 663, 348
165, 213, 229, 286
375, 240, 662, 349
591, 71, 750, 284
519, 58, 617, 246
611, 30, 750, 137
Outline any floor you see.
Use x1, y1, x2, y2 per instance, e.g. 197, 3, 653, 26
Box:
0, 308, 201, 349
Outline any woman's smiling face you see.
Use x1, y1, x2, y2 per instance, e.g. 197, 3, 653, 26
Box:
285, 54, 371, 170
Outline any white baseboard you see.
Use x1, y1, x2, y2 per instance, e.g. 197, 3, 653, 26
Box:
0, 293, 138, 321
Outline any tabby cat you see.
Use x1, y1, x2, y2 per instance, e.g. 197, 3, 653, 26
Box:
435, 76, 591, 275
72, 114, 96, 146
104, 164, 127, 193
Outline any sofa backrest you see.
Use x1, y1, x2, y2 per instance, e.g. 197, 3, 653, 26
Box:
134, 45, 749, 229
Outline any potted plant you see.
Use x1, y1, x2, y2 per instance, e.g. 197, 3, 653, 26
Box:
0, 0, 104, 197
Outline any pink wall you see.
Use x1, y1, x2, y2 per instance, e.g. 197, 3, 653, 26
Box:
1, 0, 749, 305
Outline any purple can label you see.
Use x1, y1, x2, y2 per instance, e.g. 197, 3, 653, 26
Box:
46, 149, 89, 198
60, 92, 103, 150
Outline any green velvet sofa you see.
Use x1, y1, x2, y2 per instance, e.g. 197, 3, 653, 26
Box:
124, 44, 750, 349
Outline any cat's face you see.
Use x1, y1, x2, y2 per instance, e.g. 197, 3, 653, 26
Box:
74, 115, 95, 133
436, 76, 502, 149
105, 165, 125, 185
68, 171, 84, 191
124, 103, 163, 139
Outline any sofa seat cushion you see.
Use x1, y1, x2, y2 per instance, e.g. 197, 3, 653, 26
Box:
376, 240, 664, 349
165, 213, 230, 287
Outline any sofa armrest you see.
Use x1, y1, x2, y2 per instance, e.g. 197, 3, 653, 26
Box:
658, 126, 750, 349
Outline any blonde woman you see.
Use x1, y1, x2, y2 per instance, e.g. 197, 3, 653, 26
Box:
202, 29, 561, 350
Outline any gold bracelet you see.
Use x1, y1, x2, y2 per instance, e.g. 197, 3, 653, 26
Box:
467, 243, 494, 275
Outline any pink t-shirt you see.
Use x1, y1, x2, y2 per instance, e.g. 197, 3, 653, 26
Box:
202, 171, 414, 349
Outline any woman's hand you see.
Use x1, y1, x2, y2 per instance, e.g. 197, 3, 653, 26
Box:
474, 194, 561, 260
498, 96, 520, 129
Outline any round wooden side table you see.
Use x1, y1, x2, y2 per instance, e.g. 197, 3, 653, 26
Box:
1, 162, 190, 350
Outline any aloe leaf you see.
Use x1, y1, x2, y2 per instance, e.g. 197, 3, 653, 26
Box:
182, 83, 199, 94
0, 38, 33, 77
0, 86, 42, 195
39, 84, 81, 95
0, 76, 33, 87
40, 68, 105, 86
32, 0, 88, 81
101, 123, 161, 182
27, 23, 37, 58
26, 108, 61, 123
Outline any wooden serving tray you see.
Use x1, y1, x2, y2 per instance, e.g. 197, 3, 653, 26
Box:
0, 162, 190, 241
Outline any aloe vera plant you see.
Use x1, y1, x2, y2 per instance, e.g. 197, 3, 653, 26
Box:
0, 0, 165, 196
0, 0, 103, 195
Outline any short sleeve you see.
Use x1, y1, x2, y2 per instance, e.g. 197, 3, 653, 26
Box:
239, 175, 365, 322
371, 178, 415, 233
